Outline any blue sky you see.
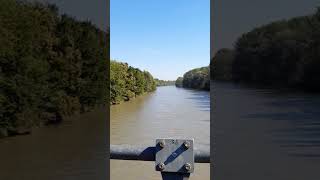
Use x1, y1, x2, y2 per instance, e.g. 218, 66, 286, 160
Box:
111, 0, 210, 80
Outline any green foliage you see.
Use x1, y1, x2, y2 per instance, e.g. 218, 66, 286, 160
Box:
110, 60, 156, 104
0, 0, 108, 137
154, 79, 176, 86
175, 77, 183, 87
211, 48, 235, 81
231, 8, 320, 90
178, 67, 210, 91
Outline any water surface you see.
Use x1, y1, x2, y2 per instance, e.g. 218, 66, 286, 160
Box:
213, 81, 320, 180
0, 107, 108, 180
111, 86, 210, 180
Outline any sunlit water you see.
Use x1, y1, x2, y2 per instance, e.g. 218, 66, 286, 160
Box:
213, 81, 320, 180
111, 86, 210, 180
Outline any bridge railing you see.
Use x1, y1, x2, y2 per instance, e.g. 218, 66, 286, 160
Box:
110, 139, 210, 180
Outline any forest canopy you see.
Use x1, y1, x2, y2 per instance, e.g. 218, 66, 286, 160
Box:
211, 7, 320, 91
0, 0, 108, 137
110, 60, 156, 104
176, 66, 210, 91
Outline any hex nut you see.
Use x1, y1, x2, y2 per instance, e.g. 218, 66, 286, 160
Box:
159, 140, 165, 148
158, 163, 165, 171
184, 163, 192, 171
183, 141, 190, 149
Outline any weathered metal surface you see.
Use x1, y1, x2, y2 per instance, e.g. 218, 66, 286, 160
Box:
110, 144, 210, 163
110, 144, 155, 161
161, 172, 191, 180
155, 139, 194, 173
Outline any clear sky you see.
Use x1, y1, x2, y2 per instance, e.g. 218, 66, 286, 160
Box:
35, 0, 108, 30
111, 0, 210, 81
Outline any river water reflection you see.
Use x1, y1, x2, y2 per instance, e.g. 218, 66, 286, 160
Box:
0, 107, 108, 180
213, 81, 320, 180
111, 86, 210, 180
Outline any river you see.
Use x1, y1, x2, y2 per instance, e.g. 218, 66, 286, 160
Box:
1, 82, 319, 180
0, 85, 210, 180
0, 107, 108, 180
213, 81, 320, 180
111, 86, 210, 180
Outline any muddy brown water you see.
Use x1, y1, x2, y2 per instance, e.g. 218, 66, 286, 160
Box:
2, 81, 320, 180
111, 86, 210, 180
213, 81, 320, 180
0, 107, 108, 180
0, 85, 209, 180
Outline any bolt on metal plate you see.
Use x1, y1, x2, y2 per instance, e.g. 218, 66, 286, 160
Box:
155, 139, 194, 173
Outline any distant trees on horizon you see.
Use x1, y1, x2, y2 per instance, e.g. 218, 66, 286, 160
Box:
154, 79, 176, 86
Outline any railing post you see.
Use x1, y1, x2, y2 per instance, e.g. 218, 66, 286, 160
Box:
155, 139, 194, 180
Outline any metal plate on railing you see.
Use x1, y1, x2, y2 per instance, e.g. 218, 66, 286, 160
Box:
155, 139, 194, 173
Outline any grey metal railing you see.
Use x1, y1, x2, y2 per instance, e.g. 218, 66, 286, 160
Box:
110, 144, 210, 163
110, 139, 210, 180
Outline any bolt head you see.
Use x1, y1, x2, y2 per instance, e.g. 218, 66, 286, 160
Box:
159, 140, 165, 148
183, 141, 190, 149
184, 163, 192, 171
158, 163, 165, 171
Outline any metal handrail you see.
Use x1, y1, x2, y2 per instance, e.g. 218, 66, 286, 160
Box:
110, 144, 210, 163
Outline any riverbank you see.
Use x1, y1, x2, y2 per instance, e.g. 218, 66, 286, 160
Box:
213, 79, 320, 94
110, 60, 157, 105
0, 104, 107, 139
110, 91, 156, 106
175, 66, 210, 91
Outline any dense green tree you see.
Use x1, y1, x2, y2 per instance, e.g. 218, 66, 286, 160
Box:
211, 48, 234, 81
110, 60, 156, 104
177, 67, 210, 91
0, 0, 108, 137
175, 77, 184, 87
211, 7, 320, 91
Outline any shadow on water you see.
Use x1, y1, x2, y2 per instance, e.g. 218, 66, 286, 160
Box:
243, 96, 320, 158
185, 90, 210, 112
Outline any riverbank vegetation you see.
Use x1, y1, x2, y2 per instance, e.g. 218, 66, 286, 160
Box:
154, 79, 176, 86
0, 0, 108, 137
211, 48, 234, 81
110, 60, 156, 104
176, 67, 210, 91
211, 7, 320, 91
175, 77, 183, 87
